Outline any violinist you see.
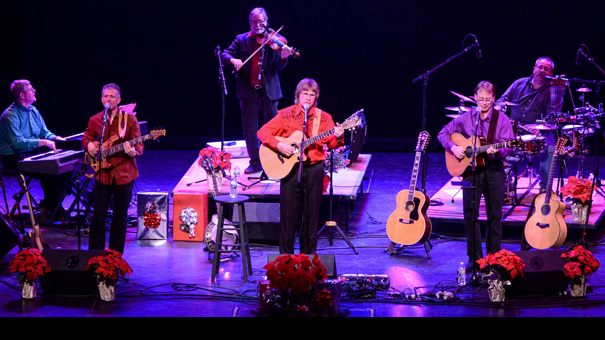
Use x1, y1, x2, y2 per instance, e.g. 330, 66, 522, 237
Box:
221, 7, 295, 174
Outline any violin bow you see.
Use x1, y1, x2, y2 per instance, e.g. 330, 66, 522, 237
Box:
233, 26, 284, 73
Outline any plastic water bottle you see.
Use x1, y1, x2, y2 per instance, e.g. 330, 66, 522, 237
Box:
457, 262, 466, 286
230, 166, 240, 198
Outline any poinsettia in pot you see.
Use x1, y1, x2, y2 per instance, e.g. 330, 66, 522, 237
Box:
86, 249, 133, 301
477, 249, 525, 302
258, 253, 339, 317
561, 245, 600, 297
561, 176, 593, 223
8, 248, 50, 299
198, 146, 232, 195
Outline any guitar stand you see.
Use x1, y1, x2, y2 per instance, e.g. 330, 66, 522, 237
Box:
242, 171, 277, 191
384, 240, 432, 259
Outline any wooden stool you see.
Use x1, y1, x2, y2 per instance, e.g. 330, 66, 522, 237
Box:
211, 194, 251, 282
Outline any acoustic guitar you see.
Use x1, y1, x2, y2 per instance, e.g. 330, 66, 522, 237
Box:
84, 129, 165, 178
259, 109, 364, 180
445, 133, 522, 176
524, 137, 568, 250
386, 131, 432, 245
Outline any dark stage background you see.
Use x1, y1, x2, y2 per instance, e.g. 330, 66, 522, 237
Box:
1, 0, 605, 152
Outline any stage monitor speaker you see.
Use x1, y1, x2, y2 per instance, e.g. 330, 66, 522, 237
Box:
347, 120, 367, 162
40, 249, 104, 296
267, 254, 337, 279
0, 214, 19, 258
507, 249, 568, 296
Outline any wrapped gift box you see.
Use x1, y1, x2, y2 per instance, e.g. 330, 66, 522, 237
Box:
172, 191, 208, 242
137, 192, 169, 240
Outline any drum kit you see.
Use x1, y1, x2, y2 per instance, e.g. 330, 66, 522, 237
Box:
445, 86, 605, 204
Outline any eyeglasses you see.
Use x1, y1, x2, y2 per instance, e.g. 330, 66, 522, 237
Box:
476, 98, 493, 103
249, 20, 267, 26
22, 87, 35, 93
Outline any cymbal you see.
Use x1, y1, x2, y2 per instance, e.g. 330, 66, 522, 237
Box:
446, 114, 462, 119
445, 106, 470, 112
525, 123, 556, 130
450, 91, 476, 103
576, 87, 592, 92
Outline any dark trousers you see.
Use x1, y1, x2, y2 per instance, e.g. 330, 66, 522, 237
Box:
279, 162, 325, 254
88, 179, 134, 254
462, 162, 506, 263
239, 88, 278, 168
1, 151, 67, 208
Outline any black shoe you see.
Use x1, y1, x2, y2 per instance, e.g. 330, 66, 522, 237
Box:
465, 261, 479, 274
538, 187, 547, 194
244, 165, 262, 174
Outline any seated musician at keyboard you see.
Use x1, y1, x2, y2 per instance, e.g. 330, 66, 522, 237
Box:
0, 79, 69, 214
83, 83, 143, 255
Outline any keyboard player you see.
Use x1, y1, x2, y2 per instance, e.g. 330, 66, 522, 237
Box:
0, 79, 69, 215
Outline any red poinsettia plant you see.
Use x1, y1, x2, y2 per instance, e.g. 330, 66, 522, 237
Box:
8, 248, 51, 283
86, 249, 133, 283
477, 249, 525, 281
561, 245, 600, 280
199, 146, 232, 172
264, 253, 328, 296
561, 176, 593, 204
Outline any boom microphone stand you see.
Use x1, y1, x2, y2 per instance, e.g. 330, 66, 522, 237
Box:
215, 45, 228, 152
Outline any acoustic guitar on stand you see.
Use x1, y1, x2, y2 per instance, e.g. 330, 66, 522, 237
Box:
524, 137, 568, 250
259, 109, 365, 180
386, 131, 432, 245
84, 129, 165, 178
445, 133, 522, 176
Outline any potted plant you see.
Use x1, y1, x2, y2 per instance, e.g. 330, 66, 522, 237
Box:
85, 249, 133, 301
258, 253, 338, 317
561, 245, 600, 297
8, 248, 51, 299
198, 147, 232, 196
476, 249, 525, 302
561, 176, 593, 223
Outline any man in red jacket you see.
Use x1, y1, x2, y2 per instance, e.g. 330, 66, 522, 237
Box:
82, 83, 143, 254
258, 78, 344, 254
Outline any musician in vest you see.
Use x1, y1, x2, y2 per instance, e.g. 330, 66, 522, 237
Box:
495, 57, 564, 193
221, 7, 294, 175
83, 83, 143, 254
257, 78, 344, 254
437, 81, 515, 275
0, 79, 69, 215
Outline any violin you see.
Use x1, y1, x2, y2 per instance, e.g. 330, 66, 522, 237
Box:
262, 26, 300, 58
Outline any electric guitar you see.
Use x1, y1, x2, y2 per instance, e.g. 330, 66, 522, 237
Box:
20, 174, 45, 251
259, 109, 365, 180
84, 129, 165, 178
386, 131, 432, 245
524, 137, 568, 250
445, 133, 522, 176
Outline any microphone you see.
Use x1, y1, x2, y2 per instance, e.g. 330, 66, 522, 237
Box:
303, 103, 309, 124
545, 75, 569, 81
474, 38, 482, 59
102, 102, 110, 122
576, 47, 582, 65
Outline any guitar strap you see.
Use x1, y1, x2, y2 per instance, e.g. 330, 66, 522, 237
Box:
312, 109, 322, 136
118, 110, 127, 139
486, 108, 500, 145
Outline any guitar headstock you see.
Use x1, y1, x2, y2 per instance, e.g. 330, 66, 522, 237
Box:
150, 129, 166, 140
416, 131, 430, 152
341, 109, 366, 130
554, 136, 568, 155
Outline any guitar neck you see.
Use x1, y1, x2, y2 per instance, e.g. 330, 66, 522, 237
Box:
102, 134, 152, 158
543, 154, 560, 204
474, 140, 508, 154
407, 150, 423, 200
302, 127, 336, 149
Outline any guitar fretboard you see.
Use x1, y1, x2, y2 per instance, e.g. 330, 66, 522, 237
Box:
473, 141, 510, 155
101, 134, 154, 158
407, 150, 423, 201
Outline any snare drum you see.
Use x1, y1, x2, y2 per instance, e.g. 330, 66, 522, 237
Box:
516, 135, 546, 155
562, 124, 594, 137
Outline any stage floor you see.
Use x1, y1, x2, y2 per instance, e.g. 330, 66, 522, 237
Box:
1, 150, 605, 317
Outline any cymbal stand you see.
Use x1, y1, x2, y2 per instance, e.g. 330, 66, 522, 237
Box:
242, 171, 277, 191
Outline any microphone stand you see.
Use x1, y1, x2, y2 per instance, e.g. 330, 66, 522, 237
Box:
298, 105, 308, 247
215, 46, 228, 152
413, 34, 479, 195
466, 107, 481, 281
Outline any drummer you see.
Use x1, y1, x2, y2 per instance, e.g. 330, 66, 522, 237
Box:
495, 57, 564, 193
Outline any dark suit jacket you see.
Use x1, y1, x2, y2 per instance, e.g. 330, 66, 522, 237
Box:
221, 32, 288, 101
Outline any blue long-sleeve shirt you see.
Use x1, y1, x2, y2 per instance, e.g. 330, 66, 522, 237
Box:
0, 102, 56, 155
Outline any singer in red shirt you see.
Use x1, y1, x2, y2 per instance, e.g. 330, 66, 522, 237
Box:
82, 83, 143, 254
257, 78, 344, 254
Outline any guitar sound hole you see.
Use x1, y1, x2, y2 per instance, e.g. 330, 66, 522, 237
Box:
540, 205, 551, 216
404, 201, 415, 212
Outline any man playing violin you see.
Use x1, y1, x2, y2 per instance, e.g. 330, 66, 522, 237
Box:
221, 7, 295, 175
257, 78, 344, 255
495, 57, 564, 192
438, 81, 515, 276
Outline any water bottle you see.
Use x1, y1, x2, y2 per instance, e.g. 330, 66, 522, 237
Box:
457, 262, 466, 286
230, 166, 240, 198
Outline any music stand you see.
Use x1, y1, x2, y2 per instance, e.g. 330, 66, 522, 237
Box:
317, 151, 357, 254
